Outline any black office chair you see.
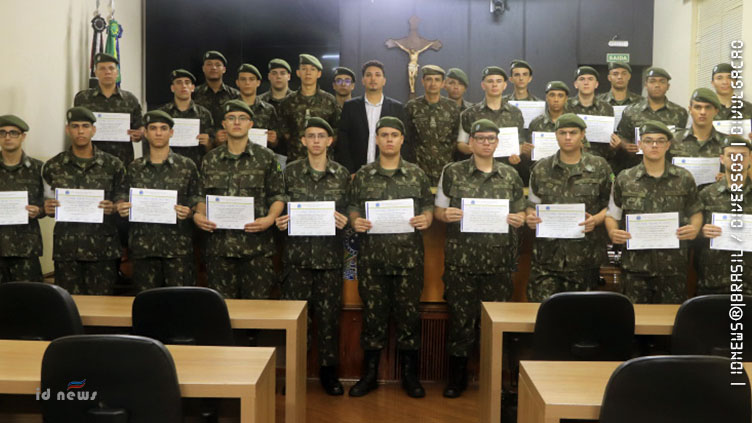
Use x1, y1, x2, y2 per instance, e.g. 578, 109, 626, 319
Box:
672, 294, 752, 358
40, 334, 182, 423
600, 355, 751, 423
0, 281, 83, 340
532, 291, 635, 361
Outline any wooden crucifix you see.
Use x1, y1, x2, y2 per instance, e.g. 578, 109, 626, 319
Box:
386, 15, 442, 98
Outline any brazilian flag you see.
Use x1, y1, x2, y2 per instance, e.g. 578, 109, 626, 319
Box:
105, 19, 123, 86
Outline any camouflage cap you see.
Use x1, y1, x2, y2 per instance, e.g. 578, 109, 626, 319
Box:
375, 116, 405, 134
268, 58, 291, 73
422, 65, 446, 77
574, 66, 599, 80
470, 118, 500, 135
334, 67, 356, 82
222, 99, 254, 119
299, 54, 323, 71
304, 116, 334, 136
608, 61, 632, 73
0, 114, 29, 132
690, 87, 721, 110
94, 52, 118, 65
237, 63, 262, 80
482, 66, 508, 81
66, 107, 97, 124
554, 113, 587, 130
510, 59, 533, 75
144, 110, 175, 128
712, 63, 734, 77
170, 69, 196, 84
446, 68, 469, 87
721, 134, 752, 151
545, 80, 570, 95
640, 120, 674, 139
645, 67, 671, 80
203, 50, 227, 65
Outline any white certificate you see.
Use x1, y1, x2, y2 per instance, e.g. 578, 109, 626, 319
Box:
288, 201, 336, 236
365, 198, 414, 234
635, 125, 676, 155
0, 191, 28, 225
626, 212, 680, 250
710, 213, 752, 252
671, 157, 720, 186
713, 119, 752, 136
508, 101, 546, 129
493, 127, 521, 158
531, 131, 559, 161
206, 195, 255, 230
55, 188, 104, 223
170, 118, 200, 147
578, 114, 615, 143
92, 112, 130, 142
129, 188, 177, 225
460, 198, 509, 233
613, 105, 628, 131
535, 203, 586, 239
249, 128, 268, 147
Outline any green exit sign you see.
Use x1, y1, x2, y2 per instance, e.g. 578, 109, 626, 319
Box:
607, 53, 630, 63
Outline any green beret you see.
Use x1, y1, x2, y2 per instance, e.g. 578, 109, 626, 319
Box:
237, 63, 261, 80
645, 67, 671, 80
222, 99, 254, 119
713, 63, 734, 76
144, 110, 175, 128
375, 116, 405, 134
690, 87, 721, 110
334, 67, 356, 82
0, 114, 29, 132
640, 120, 674, 139
721, 134, 752, 150
299, 54, 322, 71
608, 61, 632, 73
446, 68, 469, 87
66, 107, 97, 124
545, 80, 570, 95
268, 58, 291, 73
304, 117, 334, 136
94, 52, 118, 66
170, 69, 196, 84
555, 113, 587, 130
574, 66, 599, 80
470, 119, 499, 135
203, 50, 227, 66
510, 59, 532, 75
422, 64, 446, 77
482, 66, 507, 81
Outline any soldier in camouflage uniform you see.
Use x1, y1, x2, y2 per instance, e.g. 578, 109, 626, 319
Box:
444, 68, 474, 112
236, 63, 281, 150
279, 54, 340, 163
275, 117, 350, 396
596, 62, 643, 106
669, 88, 723, 161
193, 100, 285, 299
503, 60, 541, 102
194, 51, 241, 139
348, 116, 433, 399
0, 115, 44, 283
74, 52, 143, 165
404, 65, 460, 186
565, 66, 616, 162
258, 58, 294, 112
115, 111, 202, 291
605, 121, 703, 304
332, 67, 356, 109
711, 63, 752, 122
42, 107, 125, 295
526, 114, 613, 301
158, 69, 214, 167
434, 119, 526, 398
697, 135, 752, 295
528, 81, 570, 134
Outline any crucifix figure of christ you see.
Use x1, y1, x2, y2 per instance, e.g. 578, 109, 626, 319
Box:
385, 15, 442, 98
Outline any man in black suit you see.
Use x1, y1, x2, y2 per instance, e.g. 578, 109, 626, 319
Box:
335, 60, 411, 174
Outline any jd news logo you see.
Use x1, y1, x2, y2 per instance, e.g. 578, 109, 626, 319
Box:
36, 379, 98, 401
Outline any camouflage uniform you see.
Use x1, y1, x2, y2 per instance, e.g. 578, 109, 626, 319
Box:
258, 88, 293, 113
716, 99, 752, 120
596, 90, 643, 106
607, 161, 702, 303
248, 97, 280, 134
669, 127, 725, 160
0, 153, 44, 283
527, 152, 613, 301
459, 99, 525, 172
565, 97, 615, 162
404, 96, 460, 185
279, 89, 340, 162
458, 99, 474, 113
502, 92, 542, 102
200, 142, 285, 299
528, 109, 557, 133
157, 101, 214, 167
116, 151, 203, 291
42, 148, 126, 294
435, 159, 524, 356
347, 158, 433, 350
281, 158, 350, 366
73, 86, 143, 165
193, 82, 240, 131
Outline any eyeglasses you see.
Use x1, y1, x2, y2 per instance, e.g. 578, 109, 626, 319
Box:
472, 136, 498, 144
0, 130, 22, 138
641, 139, 669, 146
334, 79, 352, 86
305, 133, 329, 140
225, 116, 251, 123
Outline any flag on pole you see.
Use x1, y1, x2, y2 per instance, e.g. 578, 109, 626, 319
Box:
105, 19, 123, 86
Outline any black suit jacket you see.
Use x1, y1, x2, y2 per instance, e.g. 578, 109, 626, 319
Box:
335, 95, 413, 174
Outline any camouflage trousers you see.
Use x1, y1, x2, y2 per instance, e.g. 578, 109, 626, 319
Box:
0, 257, 43, 283
93, 140, 134, 166
622, 271, 687, 304
132, 256, 196, 292
206, 255, 275, 299
54, 259, 118, 295
444, 267, 514, 357
357, 265, 422, 350
282, 267, 342, 366
527, 264, 600, 303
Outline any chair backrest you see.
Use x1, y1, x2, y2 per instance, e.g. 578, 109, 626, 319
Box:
600, 355, 751, 423
41, 334, 182, 423
0, 281, 84, 340
672, 294, 752, 358
532, 291, 635, 361
132, 286, 234, 346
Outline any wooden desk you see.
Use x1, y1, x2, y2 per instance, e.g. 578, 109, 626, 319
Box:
0, 340, 275, 423
72, 295, 307, 423
517, 360, 752, 423
479, 301, 680, 423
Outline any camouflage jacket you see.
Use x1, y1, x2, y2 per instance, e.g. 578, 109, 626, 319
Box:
528, 109, 557, 134
502, 92, 542, 102
348, 158, 433, 274
258, 88, 293, 112
668, 127, 725, 160
279, 88, 340, 162
716, 98, 752, 120
565, 96, 615, 160
459, 99, 524, 142
193, 82, 240, 130
157, 100, 214, 167
42, 148, 125, 261
0, 153, 44, 257
201, 141, 285, 258
596, 90, 644, 106
248, 96, 280, 134
116, 151, 203, 259
405, 96, 460, 185
616, 97, 689, 142
528, 152, 613, 271
282, 158, 350, 269
438, 158, 525, 272
458, 99, 474, 112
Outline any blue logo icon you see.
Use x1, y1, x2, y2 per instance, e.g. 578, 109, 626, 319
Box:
376, 203, 380, 207
636, 216, 641, 220
215, 197, 220, 202
471, 200, 476, 205
297, 204, 301, 208
139, 190, 143, 195
546, 206, 550, 210
65, 190, 70, 195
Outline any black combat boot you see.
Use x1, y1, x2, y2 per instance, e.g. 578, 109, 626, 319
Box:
400, 349, 425, 398
443, 355, 468, 398
349, 349, 381, 397
319, 365, 344, 396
